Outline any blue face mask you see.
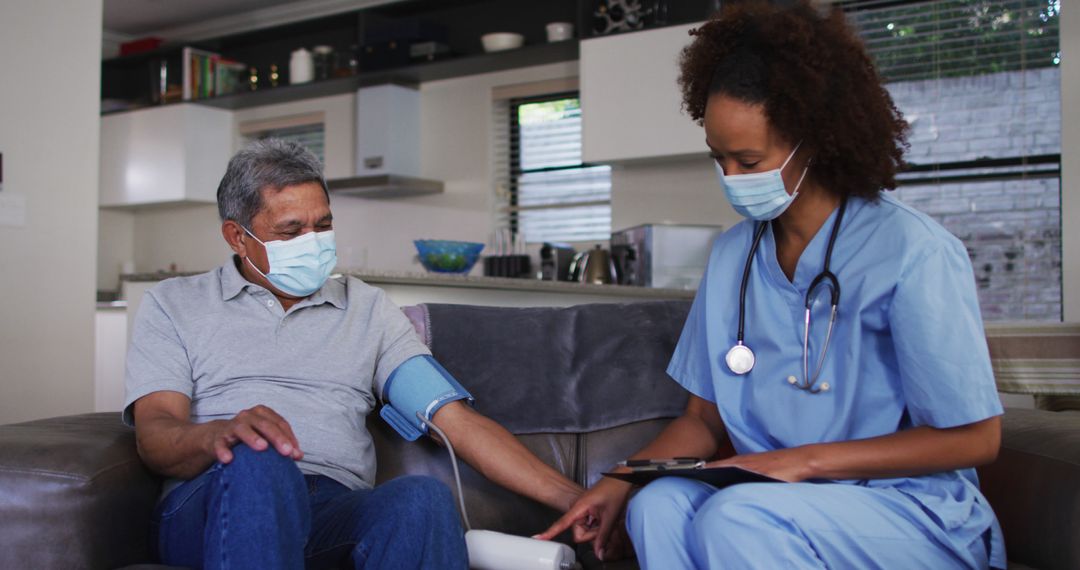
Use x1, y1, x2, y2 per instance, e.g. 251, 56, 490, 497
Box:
714, 141, 810, 221
243, 227, 338, 297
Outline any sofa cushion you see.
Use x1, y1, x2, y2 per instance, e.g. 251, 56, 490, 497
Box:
422, 301, 692, 434
579, 419, 674, 488
979, 408, 1080, 570
0, 413, 162, 569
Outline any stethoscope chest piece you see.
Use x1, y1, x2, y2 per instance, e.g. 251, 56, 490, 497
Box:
726, 343, 755, 375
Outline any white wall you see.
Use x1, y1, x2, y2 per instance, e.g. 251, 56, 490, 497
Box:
0, 0, 102, 423
1062, 2, 1079, 322
611, 156, 738, 233
98, 209, 134, 291
132, 206, 230, 274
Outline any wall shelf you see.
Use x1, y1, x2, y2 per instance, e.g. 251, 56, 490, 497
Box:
100, 0, 714, 116
102, 40, 579, 115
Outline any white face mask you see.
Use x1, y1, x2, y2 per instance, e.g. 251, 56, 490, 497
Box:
715, 141, 810, 221
243, 228, 337, 297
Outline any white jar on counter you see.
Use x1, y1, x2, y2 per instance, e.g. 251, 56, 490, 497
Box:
289, 48, 314, 84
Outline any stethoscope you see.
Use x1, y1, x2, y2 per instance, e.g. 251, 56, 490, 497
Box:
725, 198, 847, 394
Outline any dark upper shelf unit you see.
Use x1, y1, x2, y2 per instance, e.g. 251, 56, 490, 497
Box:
189, 40, 576, 112
101, 0, 713, 115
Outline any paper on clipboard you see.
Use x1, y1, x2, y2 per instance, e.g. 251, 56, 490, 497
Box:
603, 466, 783, 488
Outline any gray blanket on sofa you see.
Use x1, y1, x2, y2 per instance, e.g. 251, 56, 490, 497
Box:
419, 301, 693, 434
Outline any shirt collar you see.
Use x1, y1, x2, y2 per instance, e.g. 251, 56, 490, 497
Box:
219, 256, 348, 310
306, 275, 348, 309
220, 257, 250, 301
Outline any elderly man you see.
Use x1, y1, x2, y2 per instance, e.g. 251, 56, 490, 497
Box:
124, 139, 583, 569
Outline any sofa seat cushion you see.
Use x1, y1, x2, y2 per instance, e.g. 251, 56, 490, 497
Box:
979, 408, 1080, 570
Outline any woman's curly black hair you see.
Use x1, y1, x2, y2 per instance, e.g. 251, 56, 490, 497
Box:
678, 1, 908, 199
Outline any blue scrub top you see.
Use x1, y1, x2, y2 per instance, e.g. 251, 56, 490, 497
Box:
668, 194, 1005, 567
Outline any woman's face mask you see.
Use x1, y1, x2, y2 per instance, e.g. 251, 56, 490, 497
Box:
243, 227, 337, 297
714, 141, 810, 221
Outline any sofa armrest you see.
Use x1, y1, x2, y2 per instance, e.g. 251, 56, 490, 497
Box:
978, 408, 1080, 570
0, 412, 162, 569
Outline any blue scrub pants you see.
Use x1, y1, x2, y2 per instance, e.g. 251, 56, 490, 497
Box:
626, 478, 990, 569
152, 444, 468, 569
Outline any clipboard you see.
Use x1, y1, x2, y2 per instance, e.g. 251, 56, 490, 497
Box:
603, 465, 783, 488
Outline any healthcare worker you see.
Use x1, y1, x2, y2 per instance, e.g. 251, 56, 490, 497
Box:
538, 2, 1005, 568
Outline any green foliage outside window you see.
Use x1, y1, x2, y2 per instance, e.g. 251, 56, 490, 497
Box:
849, 0, 1060, 82
518, 98, 580, 126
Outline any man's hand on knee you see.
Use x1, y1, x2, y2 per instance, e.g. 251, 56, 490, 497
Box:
211, 405, 304, 464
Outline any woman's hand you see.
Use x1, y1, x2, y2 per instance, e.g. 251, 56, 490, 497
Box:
707, 447, 815, 482
535, 477, 635, 561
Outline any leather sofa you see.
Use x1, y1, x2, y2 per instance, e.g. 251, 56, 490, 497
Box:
0, 301, 1077, 570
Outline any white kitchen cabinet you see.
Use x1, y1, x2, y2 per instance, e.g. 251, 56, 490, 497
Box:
581, 23, 707, 163
94, 306, 127, 412
100, 104, 233, 208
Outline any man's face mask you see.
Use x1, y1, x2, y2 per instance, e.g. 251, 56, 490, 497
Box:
243, 227, 337, 297
714, 141, 810, 221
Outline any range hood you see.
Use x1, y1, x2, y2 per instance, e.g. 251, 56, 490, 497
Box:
327, 84, 444, 199
327, 174, 443, 198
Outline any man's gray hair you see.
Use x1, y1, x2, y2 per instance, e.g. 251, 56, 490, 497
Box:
217, 139, 329, 229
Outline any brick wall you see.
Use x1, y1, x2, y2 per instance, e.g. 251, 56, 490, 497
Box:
886, 67, 1062, 321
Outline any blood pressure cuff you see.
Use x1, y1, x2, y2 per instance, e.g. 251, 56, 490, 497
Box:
379, 355, 475, 441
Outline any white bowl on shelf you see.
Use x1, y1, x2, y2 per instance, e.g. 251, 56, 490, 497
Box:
481, 32, 524, 53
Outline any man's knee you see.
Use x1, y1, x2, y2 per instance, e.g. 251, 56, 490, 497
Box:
220, 444, 304, 491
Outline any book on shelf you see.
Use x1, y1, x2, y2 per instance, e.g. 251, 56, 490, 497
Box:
182, 47, 245, 101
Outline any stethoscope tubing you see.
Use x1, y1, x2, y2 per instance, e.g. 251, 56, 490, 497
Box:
731, 198, 848, 393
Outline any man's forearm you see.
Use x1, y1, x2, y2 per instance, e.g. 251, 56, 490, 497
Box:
432, 403, 584, 512
136, 415, 221, 479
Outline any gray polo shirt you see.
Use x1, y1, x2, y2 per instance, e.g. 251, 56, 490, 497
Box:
123, 258, 429, 492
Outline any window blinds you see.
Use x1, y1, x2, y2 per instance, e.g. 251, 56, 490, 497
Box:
243, 122, 326, 164
498, 95, 612, 244
845, 0, 1060, 83
845, 0, 1062, 321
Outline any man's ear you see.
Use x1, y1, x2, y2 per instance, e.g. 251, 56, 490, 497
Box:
222, 221, 247, 257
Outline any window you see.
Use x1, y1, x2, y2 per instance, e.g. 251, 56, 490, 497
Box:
845, 0, 1062, 321
239, 113, 326, 164
504, 94, 612, 243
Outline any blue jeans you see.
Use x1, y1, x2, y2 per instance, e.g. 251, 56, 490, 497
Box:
152, 444, 467, 569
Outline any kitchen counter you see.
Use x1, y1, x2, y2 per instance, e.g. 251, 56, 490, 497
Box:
121, 270, 697, 301
351, 270, 696, 300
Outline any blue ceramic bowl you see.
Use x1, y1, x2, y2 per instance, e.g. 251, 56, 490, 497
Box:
414, 240, 485, 274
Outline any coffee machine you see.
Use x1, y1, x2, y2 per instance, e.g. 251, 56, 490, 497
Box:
539, 242, 575, 281
610, 224, 724, 289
